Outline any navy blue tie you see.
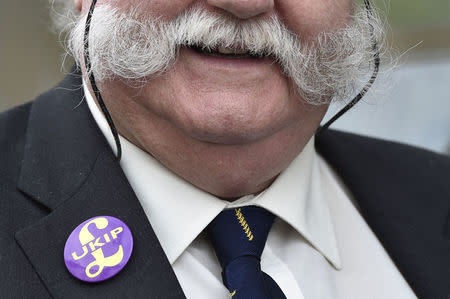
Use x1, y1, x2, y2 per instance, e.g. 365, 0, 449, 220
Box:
207, 206, 287, 299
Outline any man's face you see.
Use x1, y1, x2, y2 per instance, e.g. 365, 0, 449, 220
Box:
77, 0, 352, 145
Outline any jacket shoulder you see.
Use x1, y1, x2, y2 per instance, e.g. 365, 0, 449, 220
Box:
0, 102, 33, 188
316, 129, 450, 179
316, 128, 450, 217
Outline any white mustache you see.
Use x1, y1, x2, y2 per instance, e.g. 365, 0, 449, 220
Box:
68, 3, 384, 104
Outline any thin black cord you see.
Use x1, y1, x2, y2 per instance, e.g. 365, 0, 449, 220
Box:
316, 0, 381, 136
84, 0, 122, 160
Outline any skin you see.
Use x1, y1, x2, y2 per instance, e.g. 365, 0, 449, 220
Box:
74, 0, 352, 199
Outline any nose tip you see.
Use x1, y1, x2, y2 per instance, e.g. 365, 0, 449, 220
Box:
207, 0, 274, 19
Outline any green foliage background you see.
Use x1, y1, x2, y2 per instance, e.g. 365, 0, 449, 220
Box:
368, 0, 450, 55
376, 0, 450, 26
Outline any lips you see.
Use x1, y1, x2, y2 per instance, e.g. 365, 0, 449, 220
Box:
188, 44, 267, 59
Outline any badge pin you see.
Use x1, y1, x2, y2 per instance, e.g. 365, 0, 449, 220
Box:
64, 216, 133, 282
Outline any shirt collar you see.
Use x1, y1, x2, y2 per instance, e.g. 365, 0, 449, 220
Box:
84, 82, 341, 269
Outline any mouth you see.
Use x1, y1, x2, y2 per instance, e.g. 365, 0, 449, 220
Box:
187, 44, 268, 59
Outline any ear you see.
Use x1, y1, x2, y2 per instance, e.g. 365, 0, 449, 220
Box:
74, 0, 82, 12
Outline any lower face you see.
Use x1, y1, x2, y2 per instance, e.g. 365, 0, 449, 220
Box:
88, 0, 351, 147
132, 47, 314, 145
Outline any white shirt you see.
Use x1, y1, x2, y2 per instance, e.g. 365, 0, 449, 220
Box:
84, 83, 417, 299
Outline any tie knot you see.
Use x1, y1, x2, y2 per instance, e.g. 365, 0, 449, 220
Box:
207, 206, 275, 269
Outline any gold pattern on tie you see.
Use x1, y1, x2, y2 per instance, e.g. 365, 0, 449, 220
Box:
235, 208, 254, 241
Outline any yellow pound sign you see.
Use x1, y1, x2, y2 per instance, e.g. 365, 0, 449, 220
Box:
85, 246, 124, 278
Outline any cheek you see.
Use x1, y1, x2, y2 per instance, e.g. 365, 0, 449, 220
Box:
276, 0, 353, 39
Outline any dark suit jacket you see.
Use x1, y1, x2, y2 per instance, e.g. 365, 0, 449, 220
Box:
0, 70, 449, 299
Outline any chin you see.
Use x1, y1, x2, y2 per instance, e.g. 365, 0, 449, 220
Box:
162, 86, 298, 146
166, 94, 298, 145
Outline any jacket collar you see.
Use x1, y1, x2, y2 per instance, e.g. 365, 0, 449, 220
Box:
15, 69, 186, 298
17, 69, 105, 210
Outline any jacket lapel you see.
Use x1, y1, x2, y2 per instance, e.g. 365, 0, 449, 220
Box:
316, 129, 450, 299
15, 70, 185, 298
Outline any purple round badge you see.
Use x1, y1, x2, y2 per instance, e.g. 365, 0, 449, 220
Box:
64, 216, 133, 283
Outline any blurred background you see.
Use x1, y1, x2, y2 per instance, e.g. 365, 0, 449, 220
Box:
0, 0, 449, 154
